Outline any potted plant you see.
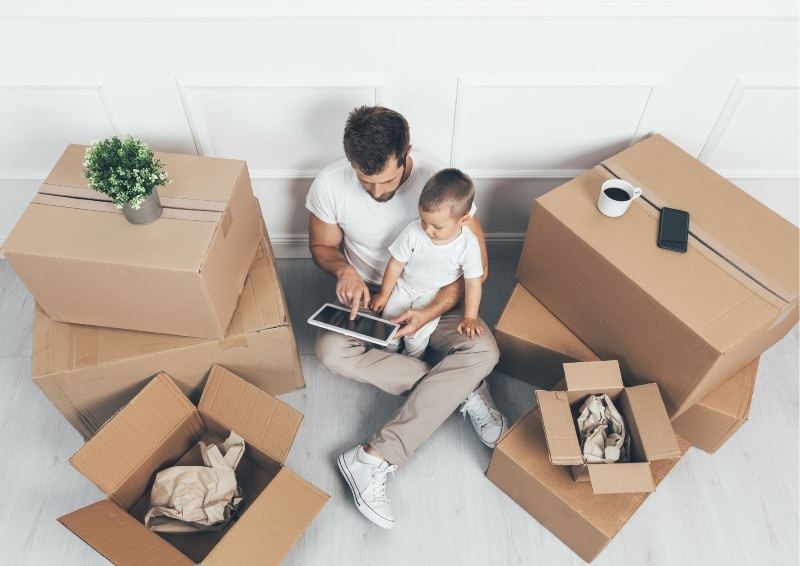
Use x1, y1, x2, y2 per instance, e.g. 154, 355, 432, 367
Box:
83, 135, 171, 224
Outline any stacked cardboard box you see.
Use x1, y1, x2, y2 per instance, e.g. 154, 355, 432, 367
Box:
489, 134, 798, 561
496, 284, 763, 454
3, 145, 317, 559
60, 365, 328, 565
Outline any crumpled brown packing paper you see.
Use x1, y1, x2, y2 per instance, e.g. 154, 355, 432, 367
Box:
144, 432, 245, 533
577, 395, 630, 464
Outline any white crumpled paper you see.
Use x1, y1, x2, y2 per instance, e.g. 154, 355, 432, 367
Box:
144, 432, 246, 533
576, 395, 630, 464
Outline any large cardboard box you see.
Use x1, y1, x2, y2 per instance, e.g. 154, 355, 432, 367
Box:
495, 283, 600, 388
672, 358, 759, 453
59, 365, 328, 565
487, 405, 688, 563
517, 134, 799, 418
536, 361, 680, 494
3, 144, 261, 338
32, 233, 304, 439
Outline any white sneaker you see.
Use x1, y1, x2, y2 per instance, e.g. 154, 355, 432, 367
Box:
337, 445, 398, 529
459, 381, 508, 448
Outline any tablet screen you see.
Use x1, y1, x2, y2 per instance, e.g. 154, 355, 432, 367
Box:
311, 305, 396, 342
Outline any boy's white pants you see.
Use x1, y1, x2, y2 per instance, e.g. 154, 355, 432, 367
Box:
382, 278, 440, 359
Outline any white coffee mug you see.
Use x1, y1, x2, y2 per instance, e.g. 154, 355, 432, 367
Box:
597, 179, 642, 217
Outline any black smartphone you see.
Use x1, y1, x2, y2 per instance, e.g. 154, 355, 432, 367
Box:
658, 207, 690, 253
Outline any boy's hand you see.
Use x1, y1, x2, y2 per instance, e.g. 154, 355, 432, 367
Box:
457, 317, 483, 339
369, 292, 388, 314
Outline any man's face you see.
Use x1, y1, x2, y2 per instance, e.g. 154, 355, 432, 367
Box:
354, 157, 405, 202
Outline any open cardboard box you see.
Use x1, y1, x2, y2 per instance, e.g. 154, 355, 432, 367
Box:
59, 365, 328, 565
536, 360, 680, 494
3, 145, 261, 339
518, 134, 799, 418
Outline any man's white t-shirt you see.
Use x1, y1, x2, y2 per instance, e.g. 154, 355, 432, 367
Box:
305, 153, 477, 285
388, 220, 484, 293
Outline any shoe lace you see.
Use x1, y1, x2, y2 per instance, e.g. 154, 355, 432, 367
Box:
460, 394, 499, 430
370, 462, 397, 503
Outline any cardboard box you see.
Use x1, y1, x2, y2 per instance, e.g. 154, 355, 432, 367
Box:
59, 365, 328, 565
3, 144, 261, 338
672, 358, 759, 453
495, 283, 600, 388
517, 134, 799, 418
33, 233, 304, 439
536, 361, 680, 494
487, 404, 688, 563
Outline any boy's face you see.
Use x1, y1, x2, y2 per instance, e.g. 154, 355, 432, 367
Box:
419, 206, 469, 244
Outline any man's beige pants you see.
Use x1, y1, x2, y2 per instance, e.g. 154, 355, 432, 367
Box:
315, 305, 500, 466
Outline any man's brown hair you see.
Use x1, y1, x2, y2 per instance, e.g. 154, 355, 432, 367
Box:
419, 168, 475, 218
343, 106, 410, 175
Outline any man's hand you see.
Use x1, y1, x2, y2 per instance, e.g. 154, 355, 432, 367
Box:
391, 307, 435, 338
336, 265, 370, 320
457, 317, 484, 339
369, 291, 389, 314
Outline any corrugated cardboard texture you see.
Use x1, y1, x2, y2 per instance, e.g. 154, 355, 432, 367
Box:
672, 358, 759, 453
517, 135, 798, 417
536, 391, 584, 465
564, 360, 622, 392
203, 468, 329, 566
620, 384, 681, 461
585, 463, 654, 494
495, 284, 600, 388
487, 407, 688, 562
199, 365, 302, 466
70, 374, 204, 509
4, 144, 261, 338
59, 500, 192, 566
32, 235, 304, 439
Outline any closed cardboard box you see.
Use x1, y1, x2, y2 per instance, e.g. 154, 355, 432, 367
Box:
672, 358, 759, 453
33, 234, 304, 439
4, 144, 261, 338
60, 365, 329, 565
495, 283, 599, 388
517, 134, 798, 418
487, 405, 688, 563
536, 361, 681, 494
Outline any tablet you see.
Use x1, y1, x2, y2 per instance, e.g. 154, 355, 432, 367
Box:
307, 303, 400, 347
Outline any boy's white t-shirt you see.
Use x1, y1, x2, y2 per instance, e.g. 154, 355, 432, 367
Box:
305, 153, 476, 285
388, 220, 484, 293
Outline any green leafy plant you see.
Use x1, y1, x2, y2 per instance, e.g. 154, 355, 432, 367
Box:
82, 135, 171, 209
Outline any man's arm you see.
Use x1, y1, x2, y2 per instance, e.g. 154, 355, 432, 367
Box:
392, 215, 489, 338
308, 213, 370, 319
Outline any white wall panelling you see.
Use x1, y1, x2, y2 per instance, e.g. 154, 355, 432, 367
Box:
450, 75, 665, 178
0, 16, 797, 250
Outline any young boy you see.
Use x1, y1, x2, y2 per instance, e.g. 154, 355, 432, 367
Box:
369, 168, 484, 359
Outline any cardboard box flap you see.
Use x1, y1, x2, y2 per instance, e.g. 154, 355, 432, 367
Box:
586, 463, 655, 494
563, 360, 623, 392
622, 384, 681, 461
199, 365, 302, 465
536, 390, 583, 465
59, 499, 192, 566
43, 144, 244, 210
203, 467, 329, 565
602, 134, 799, 305
70, 373, 199, 498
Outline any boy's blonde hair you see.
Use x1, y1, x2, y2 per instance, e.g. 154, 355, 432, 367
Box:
419, 168, 475, 218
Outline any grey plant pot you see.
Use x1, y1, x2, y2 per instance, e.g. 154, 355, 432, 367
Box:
122, 188, 162, 225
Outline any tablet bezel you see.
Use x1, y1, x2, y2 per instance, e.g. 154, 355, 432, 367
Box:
307, 302, 400, 347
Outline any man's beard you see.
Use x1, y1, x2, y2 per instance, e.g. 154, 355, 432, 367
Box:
368, 189, 398, 203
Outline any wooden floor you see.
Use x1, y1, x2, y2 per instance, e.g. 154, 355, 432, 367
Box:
0, 257, 797, 566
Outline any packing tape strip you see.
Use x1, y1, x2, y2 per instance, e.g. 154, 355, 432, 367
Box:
39, 183, 229, 212
32, 193, 222, 223
599, 162, 797, 308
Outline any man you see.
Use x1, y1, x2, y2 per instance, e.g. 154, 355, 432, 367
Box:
306, 106, 506, 529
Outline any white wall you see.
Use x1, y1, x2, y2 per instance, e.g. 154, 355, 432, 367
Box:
0, 3, 798, 257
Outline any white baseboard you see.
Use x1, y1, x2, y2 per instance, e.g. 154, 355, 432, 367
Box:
269, 233, 524, 259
